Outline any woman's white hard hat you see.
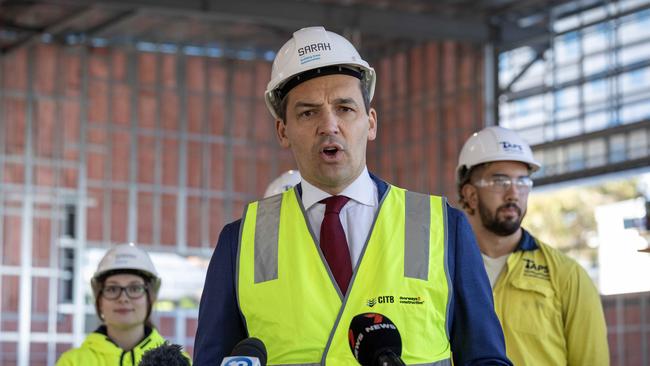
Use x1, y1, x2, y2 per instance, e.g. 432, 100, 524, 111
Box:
91, 243, 161, 298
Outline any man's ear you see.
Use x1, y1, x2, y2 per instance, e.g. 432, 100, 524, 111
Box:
461, 183, 479, 212
276, 119, 290, 148
367, 107, 377, 141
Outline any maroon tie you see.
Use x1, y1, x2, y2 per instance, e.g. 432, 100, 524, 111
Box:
320, 195, 353, 294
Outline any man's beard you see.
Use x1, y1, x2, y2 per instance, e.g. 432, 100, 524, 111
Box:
478, 201, 524, 236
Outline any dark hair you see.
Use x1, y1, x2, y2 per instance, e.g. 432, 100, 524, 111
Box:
277, 78, 371, 122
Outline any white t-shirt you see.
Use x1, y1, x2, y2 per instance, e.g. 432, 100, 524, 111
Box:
481, 253, 510, 288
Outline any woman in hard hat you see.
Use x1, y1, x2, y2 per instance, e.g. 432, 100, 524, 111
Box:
56, 243, 189, 365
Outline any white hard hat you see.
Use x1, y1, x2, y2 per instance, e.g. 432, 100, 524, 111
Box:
456, 126, 541, 182
264, 26, 376, 119
264, 170, 302, 198
91, 243, 161, 298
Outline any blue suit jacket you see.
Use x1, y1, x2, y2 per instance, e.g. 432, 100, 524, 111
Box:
193, 175, 511, 365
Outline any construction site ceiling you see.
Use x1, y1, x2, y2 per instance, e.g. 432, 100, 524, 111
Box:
1, 0, 583, 57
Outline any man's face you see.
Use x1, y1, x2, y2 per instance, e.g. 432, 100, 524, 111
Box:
275, 74, 377, 194
472, 161, 531, 236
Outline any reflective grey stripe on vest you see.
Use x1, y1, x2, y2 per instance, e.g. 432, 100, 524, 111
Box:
404, 190, 431, 280
254, 194, 282, 283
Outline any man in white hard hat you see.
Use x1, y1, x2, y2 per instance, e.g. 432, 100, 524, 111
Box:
456, 126, 609, 365
194, 26, 510, 365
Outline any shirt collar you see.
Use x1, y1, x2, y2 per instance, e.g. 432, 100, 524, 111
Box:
516, 228, 538, 252
301, 167, 377, 210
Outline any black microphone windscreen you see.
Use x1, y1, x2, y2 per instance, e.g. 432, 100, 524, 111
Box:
231, 337, 268, 366
348, 313, 403, 366
139, 343, 190, 366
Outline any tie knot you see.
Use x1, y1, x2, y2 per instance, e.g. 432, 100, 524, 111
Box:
320, 195, 350, 214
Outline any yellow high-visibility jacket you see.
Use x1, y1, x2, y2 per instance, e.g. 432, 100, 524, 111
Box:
493, 230, 610, 366
56, 326, 190, 366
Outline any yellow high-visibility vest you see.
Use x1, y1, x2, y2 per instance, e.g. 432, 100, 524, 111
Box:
238, 186, 452, 365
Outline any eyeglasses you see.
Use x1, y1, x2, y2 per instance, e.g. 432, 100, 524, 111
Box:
101, 284, 148, 300
472, 176, 533, 193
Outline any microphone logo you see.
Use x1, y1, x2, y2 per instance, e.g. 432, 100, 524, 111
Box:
364, 313, 384, 323
222, 357, 257, 366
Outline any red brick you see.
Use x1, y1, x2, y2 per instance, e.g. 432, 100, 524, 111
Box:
64, 52, 81, 97
2, 217, 21, 266
460, 44, 477, 89
0, 341, 17, 361
233, 63, 253, 98
255, 147, 273, 196
56, 314, 73, 333
5, 97, 26, 154
187, 94, 205, 134
4, 47, 27, 90
137, 191, 154, 245
87, 188, 104, 242
112, 49, 128, 82
187, 196, 202, 248
161, 54, 177, 88
63, 100, 80, 144
1, 275, 19, 314
110, 189, 128, 243
208, 96, 225, 136
138, 90, 157, 129
255, 62, 271, 95
208, 60, 227, 94
233, 99, 251, 139
162, 137, 178, 186
35, 166, 54, 187
209, 198, 225, 246
32, 277, 50, 315
88, 80, 108, 123
443, 41, 458, 95
111, 130, 130, 182
425, 42, 440, 100
254, 103, 274, 143
29, 342, 48, 365
186, 56, 206, 92
138, 53, 157, 86
137, 135, 156, 184
35, 45, 57, 94
209, 143, 225, 191
409, 47, 424, 96
32, 219, 51, 267
161, 91, 179, 130
112, 83, 131, 125
187, 142, 203, 188
62, 167, 78, 189
35, 99, 56, 158
2, 169, 24, 192
160, 194, 176, 245
88, 151, 105, 181
233, 145, 251, 194
89, 48, 110, 79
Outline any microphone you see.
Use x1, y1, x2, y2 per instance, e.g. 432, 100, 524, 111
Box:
220, 337, 267, 366
138, 342, 190, 366
348, 313, 406, 366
